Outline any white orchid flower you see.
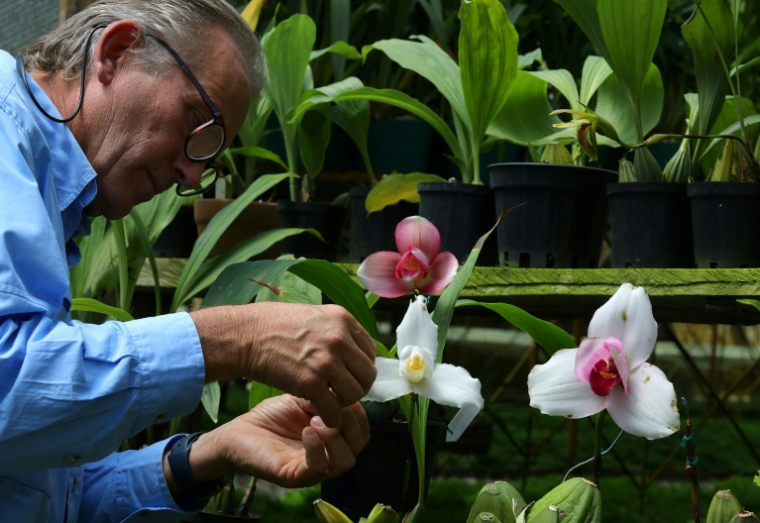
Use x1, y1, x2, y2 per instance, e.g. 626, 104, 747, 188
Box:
528, 283, 680, 440
364, 295, 484, 442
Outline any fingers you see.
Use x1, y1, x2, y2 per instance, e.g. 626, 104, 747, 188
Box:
309, 387, 343, 428
306, 404, 370, 480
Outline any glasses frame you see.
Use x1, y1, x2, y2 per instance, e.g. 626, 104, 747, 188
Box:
147, 34, 226, 196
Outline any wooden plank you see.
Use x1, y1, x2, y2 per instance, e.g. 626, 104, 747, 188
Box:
137, 260, 760, 324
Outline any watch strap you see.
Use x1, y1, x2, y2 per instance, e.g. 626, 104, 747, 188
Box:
167, 432, 231, 500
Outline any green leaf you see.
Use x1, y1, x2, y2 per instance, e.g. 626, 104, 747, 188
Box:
487, 71, 574, 146
529, 69, 579, 110
731, 56, 760, 77
171, 173, 294, 311
579, 55, 613, 106
298, 110, 331, 179
203, 259, 378, 339
370, 36, 468, 127
201, 382, 221, 424
365, 173, 446, 214
262, 15, 316, 126
176, 228, 323, 308
754, 470, 760, 487
738, 299, 760, 312
70, 298, 135, 322
698, 96, 759, 169
231, 146, 288, 170
255, 262, 323, 306
455, 300, 576, 353
459, 0, 518, 176
330, 0, 350, 78
310, 40, 363, 62
518, 48, 543, 70
595, 63, 663, 146
681, 0, 734, 136
418, 0, 450, 52
598, 0, 667, 140
555, 0, 610, 62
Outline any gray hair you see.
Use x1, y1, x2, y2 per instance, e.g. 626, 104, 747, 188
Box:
20, 0, 265, 96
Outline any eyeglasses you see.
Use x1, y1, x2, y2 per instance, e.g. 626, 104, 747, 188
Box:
148, 34, 226, 196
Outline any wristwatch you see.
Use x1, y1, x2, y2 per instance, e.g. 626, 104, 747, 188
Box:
167, 432, 232, 499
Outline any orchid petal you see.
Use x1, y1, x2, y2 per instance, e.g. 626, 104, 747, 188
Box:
357, 251, 414, 298
588, 284, 657, 371
395, 216, 441, 263
575, 336, 620, 383
608, 342, 629, 394
363, 357, 414, 402
416, 251, 458, 295
605, 363, 680, 440
413, 362, 483, 441
397, 295, 438, 360
528, 349, 606, 419
396, 247, 430, 281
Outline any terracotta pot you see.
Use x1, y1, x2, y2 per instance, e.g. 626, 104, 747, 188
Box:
193, 199, 280, 258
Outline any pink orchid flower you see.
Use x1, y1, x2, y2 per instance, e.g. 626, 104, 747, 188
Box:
357, 216, 458, 299
528, 283, 680, 440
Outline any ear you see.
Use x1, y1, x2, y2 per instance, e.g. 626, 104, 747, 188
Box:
93, 20, 141, 85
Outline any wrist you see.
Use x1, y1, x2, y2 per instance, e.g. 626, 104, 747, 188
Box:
164, 432, 232, 502
189, 306, 250, 383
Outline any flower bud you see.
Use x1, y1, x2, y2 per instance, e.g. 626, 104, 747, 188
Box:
314, 499, 353, 523
540, 143, 574, 166
618, 157, 635, 183
633, 146, 664, 182
467, 481, 526, 523
707, 490, 742, 523
662, 139, 691, 183
365, 503, 400, 523
527, 505, 563, 523
730, 511, 760, 523
531, 478, 601, 523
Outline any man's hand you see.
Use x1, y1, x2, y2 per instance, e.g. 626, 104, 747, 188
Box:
174, 395, 371, 490
190, 302, 377, 428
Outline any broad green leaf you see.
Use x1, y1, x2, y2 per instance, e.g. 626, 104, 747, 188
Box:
737, 299, 760, 312
555, 0, 610, 62
171, 173, 293, 311
70, 216, 106, 300
330, 0, 350, 78
298, 110, 331, 179
529, 69, 579, 110
365, 172, 446, 214
698, 97, 760, 170
231, 146, 288, 170
417, 0, 450, 52
518, 48, 543, 70
455, 300, 576, 353
175, 228, 323, 308
459, 0, 518, 180
579, 55, 613, 105
487, 71, 574, 146
71, 298, 135, 322
255, 264, 323, 305
370, 36, 469, 126
201, 382, 221, 423
633, 146, 664, 182
130, 212, 161, 316
262, 15, 316, 126
595, 63, 663, 146
598, 0, 667, 140
681, 0, 733, 136
329, 98, 373, 175
203, 259, 301, 306
112, 219, 130, 312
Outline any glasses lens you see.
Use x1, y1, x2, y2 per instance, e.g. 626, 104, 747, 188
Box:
187, 123, 225, 161
177, 166, 219, 196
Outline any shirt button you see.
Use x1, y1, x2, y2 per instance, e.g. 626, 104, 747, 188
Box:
64, 454, 80, 465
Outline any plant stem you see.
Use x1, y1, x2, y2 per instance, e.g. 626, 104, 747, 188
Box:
592, 412, 604, 486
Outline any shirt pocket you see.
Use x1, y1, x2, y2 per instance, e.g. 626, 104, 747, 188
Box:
0, 470, 63, 523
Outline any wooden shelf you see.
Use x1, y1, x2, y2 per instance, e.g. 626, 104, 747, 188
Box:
138, 260, 760, 325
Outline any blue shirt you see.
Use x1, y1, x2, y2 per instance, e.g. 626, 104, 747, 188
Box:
0, 50, 208, 522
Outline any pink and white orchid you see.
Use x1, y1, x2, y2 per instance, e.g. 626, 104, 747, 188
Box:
528, 283, 680, 440
357, 216, 458, 299
363, 295, 484, 442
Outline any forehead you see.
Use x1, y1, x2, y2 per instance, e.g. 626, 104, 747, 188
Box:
185, 27, 251, 140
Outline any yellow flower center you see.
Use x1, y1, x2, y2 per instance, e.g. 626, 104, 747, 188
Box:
403, 352, 427, 383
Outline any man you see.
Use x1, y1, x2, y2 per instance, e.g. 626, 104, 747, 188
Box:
0, 1, 376, 521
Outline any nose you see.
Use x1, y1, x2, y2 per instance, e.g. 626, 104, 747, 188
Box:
175, 157, 206, 190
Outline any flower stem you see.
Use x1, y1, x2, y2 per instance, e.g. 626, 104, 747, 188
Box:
592, 412, 604, 485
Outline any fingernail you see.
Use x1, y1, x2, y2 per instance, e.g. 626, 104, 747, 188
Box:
312, 416, 325, 428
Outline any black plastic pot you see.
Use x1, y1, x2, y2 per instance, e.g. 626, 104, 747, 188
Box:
417, 182, 497, 266
607, 182, 694, 268
348, 187, 419, 263
688, 182, 760, 268
276, 201, 346, 261
153, 205, 198, 258
489, 163, 616, 268
182, 513, 260, 522
320, 420, 446, 522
